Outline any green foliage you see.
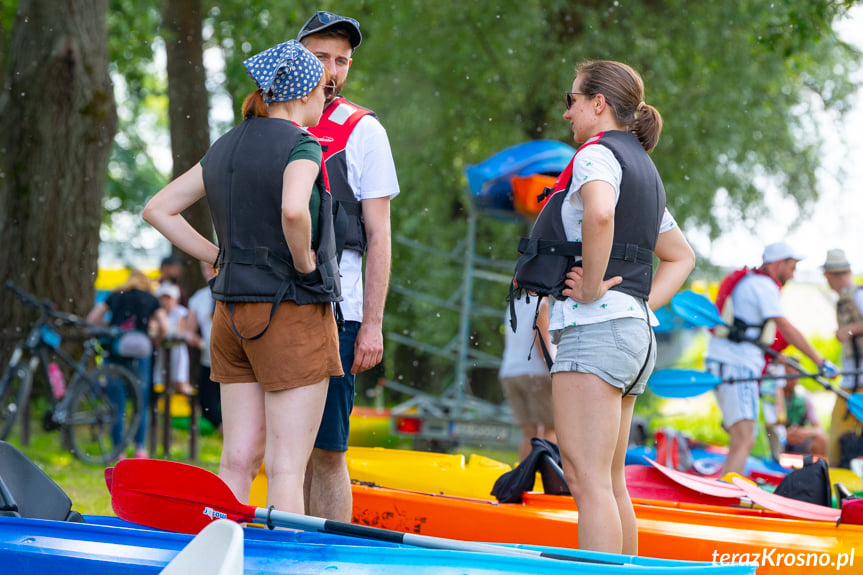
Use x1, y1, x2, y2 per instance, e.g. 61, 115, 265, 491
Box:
43, 0, 863, 397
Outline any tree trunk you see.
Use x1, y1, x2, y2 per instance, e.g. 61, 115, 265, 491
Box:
160, 0, 212, 296
0, 0, 117, 354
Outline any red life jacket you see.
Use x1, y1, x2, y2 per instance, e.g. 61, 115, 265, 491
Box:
714, 267, 788, 360
308, 97, 375, 254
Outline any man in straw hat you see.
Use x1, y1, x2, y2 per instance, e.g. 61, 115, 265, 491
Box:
823, 248, 863, 464
297, 11, 400, 522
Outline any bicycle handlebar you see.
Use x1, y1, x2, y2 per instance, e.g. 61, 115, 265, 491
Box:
6, 280, 94, 330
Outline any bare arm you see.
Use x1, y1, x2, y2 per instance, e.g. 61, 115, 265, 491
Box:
351, 196, 392, 374
143, 164, 219, 267
281, 159, 318, 274
564, 181, 621, 303
87, 302, 109, 325
647, 225, 695, 311
773, 316, 824, 366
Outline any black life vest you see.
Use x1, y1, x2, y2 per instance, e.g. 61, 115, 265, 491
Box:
202, 117, 341, 338
511, 131, 665, 304
308, 97, 375, 255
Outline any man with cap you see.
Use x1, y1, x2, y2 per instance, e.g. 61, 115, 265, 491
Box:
297, 11, 400, 521
823, 248, 863, 463
704, 241, 836, 476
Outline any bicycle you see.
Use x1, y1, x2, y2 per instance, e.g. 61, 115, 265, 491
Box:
0, 281, 143, 464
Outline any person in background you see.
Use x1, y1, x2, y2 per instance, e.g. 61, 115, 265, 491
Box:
822, 248, 863, 464
298, 11, 400, 522
499, 297, 556, 460
154, 282, 194, 396
159, 255, 188, 306
705, 242, 837, 477
87, 269, 168, 458
764, 363, 828, 457
548, 61, 695, 555
186, 260, 222, 432
143, 39, 343, 513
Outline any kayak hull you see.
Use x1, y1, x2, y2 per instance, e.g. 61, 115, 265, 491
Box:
351, 483, 862, 575
0, 516, 756, 575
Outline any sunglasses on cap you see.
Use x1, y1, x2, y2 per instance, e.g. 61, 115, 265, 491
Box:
298, 11, 362, 48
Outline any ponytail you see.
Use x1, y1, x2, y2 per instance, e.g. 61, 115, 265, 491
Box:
242, 89, 267, 119
632, 104, 663, 153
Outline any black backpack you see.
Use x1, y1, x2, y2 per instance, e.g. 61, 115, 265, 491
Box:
773, 455, 831, 507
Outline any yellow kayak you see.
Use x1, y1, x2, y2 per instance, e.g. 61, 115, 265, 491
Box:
250, 446, 514, 505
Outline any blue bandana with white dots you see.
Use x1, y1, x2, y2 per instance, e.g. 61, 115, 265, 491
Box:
242, 39, 324, 103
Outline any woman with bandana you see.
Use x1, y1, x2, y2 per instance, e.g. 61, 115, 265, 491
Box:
144, 40, 343, 514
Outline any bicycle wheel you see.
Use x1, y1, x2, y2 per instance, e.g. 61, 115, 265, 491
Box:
62, 363, 142, 464
0, 361, 32, 440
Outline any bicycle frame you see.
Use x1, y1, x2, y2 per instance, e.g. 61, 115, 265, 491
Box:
6, 307, 102, 442
2, 281, 144, 464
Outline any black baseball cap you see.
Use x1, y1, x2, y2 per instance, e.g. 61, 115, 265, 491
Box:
297, 11, 362, 49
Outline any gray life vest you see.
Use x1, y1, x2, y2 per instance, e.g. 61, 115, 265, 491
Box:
202, 117, 341, 337
511, 130, 665, 304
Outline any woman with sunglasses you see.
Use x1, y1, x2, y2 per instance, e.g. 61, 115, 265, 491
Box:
549, 61, 694, 554
143, 40, 343, 514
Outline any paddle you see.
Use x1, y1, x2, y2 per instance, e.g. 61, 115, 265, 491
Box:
108, 458, 618, 566
663, 290, 863, 421
648, 367, 863, 398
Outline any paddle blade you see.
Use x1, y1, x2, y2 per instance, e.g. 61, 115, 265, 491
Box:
848, 393, 863, 423
670, 290, 723, 328
110, 459, 255, 534
647, 369, 722, 398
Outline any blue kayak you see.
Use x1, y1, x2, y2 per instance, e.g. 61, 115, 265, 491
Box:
0, 515, 757, 575
465, 140, 575, 211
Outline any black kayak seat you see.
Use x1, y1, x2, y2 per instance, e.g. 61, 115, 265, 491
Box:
0, 440, 83, 522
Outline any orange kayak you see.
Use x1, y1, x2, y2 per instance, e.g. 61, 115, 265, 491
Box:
352, 482, 862, 575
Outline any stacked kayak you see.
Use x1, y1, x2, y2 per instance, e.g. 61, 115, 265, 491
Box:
465, 139, 575, 214
246, 445, 863, 573
351, 480, 862, 575
0, 515, 759, 575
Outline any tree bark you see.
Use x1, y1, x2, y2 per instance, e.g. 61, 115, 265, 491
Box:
160, 0, 212, 295
0, 0, 117, 353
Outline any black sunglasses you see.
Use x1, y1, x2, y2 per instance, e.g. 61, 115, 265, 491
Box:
565, 92, 589, 110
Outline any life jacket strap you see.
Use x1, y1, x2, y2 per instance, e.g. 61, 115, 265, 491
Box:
517, 238, 654, 265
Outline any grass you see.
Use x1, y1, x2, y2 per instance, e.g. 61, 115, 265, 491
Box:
6, 414, 223, 516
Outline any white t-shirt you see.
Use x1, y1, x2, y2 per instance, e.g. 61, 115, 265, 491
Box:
705, 273, 784, 373
188, 287, 214, 367
548, 144, 676, 333
337, 114, 400, 322
499, 298, 556, 378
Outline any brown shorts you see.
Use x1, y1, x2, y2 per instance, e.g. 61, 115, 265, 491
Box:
210, 300, 343, 392
501, 374, 554, 427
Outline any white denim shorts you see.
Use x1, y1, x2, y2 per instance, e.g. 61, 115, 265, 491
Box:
706, 360, 761, 432
550, 317, 656, 396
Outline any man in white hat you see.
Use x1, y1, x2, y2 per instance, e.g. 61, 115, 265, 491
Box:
823, 248, 863, 464
705, 241, 836, 476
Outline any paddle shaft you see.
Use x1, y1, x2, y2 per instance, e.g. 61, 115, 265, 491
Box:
252, 507, 615, 565
716, 369, 863, 385
668, 290, 863, 420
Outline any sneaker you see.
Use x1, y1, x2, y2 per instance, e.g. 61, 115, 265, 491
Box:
134, 449, 149, 459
